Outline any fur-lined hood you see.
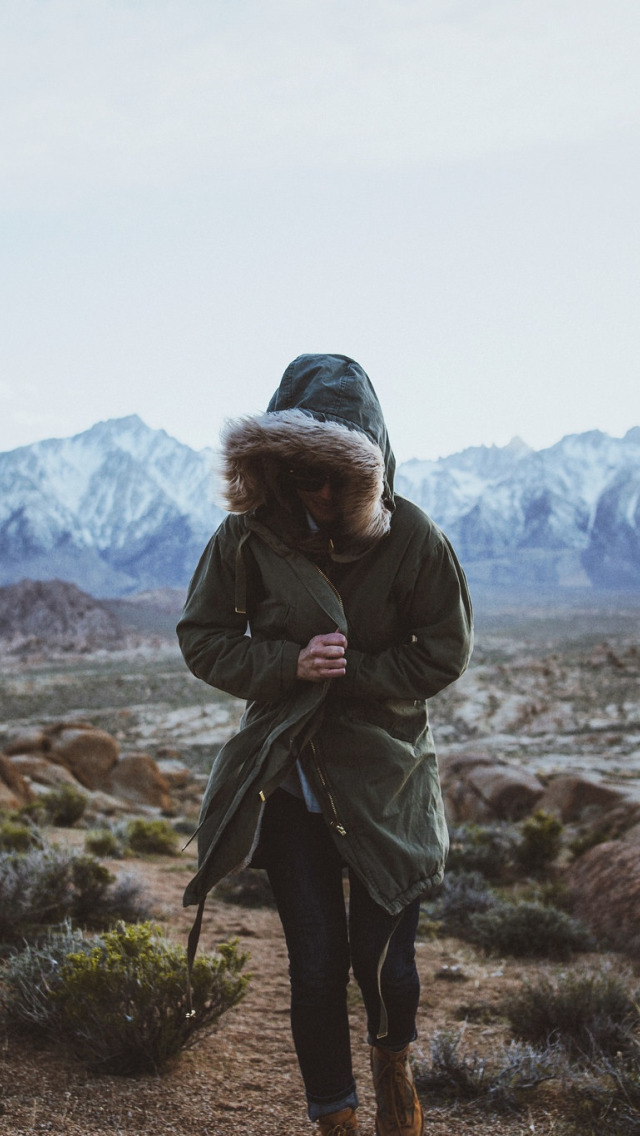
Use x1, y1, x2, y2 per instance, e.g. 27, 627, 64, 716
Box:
221, 354, 396, 553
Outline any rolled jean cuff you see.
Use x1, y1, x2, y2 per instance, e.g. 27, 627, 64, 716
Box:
308, 1085, 359, 1122
366, 1027, 418, 1051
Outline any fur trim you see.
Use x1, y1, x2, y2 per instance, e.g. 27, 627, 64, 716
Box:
221, 408, 392, 547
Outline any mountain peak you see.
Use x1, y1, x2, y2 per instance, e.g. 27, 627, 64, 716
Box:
504, 435, 531, 454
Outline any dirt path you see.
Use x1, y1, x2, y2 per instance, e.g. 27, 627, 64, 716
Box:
1, 853, 570, 1135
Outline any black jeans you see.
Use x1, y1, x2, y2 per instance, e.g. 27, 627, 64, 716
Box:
259, 789, 421, 1121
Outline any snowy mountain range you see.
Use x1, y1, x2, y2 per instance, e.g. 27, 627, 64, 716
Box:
0, 416, 223, 596
0, 415, 639, 595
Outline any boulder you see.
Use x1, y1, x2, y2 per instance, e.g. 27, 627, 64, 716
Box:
84, 789, 137, 817
438, 752, 495, 781
0, 753, 35, 808
442, 757, 544, 823
537, 775, 627, 822
106, 754, 172, 811
156, 758, 192, 789
568, 841, 640, 956
4, 728, 50, 756
47, 725, 119, 789
8, 754, 80, 789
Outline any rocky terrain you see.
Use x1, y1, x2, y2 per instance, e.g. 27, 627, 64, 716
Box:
1, 594, 640, 1133
0, 578, 122, 655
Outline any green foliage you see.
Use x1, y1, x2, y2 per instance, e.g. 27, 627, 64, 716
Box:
421, 871, 497, 938
569, 825, 611, 859
506, 967, 640, 1060
84, 828, 124, 858
0, 922, 91, 1030
0, 816, 42, 852
514, 810, 563, 874
55, 922, 247, 1073
39, 784, 88, 827
124, 818, 179, 856
447, 814, 565, 886
0, 846, 150, 945
414, 1028, 564, 1113
468, 900, 593, 959
0, 922, 249, 1075
447, 823, 518, 882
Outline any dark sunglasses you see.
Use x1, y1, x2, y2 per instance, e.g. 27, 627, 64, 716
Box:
285, 464, 343, 493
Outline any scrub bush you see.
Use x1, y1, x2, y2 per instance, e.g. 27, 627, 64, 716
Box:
0, 846, 150, 945
514, 810, 563, 874
421, 871, 497, 938
447, 823, 518, 882
467, 899, 592, 959
0, 817, 42, 852
84, 828, 124, 858
0, 922, 91, 1031
567, 1052, 640, 1136
124, 818, 179, 856
0, 922, 249, 1074
414, 1028, 563, 1113
506, 968, 640, 1060
39, 784, 88, 827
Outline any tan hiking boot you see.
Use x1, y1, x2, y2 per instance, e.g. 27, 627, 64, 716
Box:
317, 1106, 360, 1135
370, 1045, 424, 1136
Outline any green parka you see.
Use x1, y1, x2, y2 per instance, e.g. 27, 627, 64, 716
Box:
178, 354, 473, 917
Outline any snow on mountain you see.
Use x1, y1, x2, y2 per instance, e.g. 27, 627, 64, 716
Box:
0, 417, 639, 595
396, 427, 640, 587
0, 416, 224, 595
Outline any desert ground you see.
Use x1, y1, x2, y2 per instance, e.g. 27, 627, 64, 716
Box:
1, 591, 639, 1135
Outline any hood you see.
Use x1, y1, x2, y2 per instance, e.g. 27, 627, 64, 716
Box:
221, 354, 395, 553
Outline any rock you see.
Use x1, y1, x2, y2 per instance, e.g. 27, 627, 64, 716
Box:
439, 752, 497, 821
106, 754, 172, 811
47, 725, 119, 789
156, 759, 192, 789
568, 841, 640, 956
0, 753, 35, 808
8, 754, 80, 789
84, 789, 137, 817
537, 775, 627, 822
441, 755, 544, 823
156, 746, 182, 760
4, 728, 50, 756
438, 752, 495, 780
623, 822, 640, 845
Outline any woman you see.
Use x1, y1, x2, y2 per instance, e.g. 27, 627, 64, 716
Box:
178, 354, 473, 1136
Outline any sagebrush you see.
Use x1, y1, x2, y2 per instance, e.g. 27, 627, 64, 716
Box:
0, 845, 149, 944
506, 967, 640, 1060
1, 921, 250, 1074
414, 1028, 564, 1113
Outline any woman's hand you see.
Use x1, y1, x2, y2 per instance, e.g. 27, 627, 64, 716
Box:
296, 632, 348, 682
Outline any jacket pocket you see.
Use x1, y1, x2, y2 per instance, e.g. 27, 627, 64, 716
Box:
250, 598, 293, 639
345, 697, 427, 746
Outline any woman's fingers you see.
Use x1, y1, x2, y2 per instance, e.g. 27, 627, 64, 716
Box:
296, 632, 348, 682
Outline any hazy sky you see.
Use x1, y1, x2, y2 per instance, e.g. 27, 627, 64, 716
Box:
2, 0, 639, 463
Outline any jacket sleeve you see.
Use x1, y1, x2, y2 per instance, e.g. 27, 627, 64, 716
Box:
339, 531, 473, 702
177, 520, 301, 702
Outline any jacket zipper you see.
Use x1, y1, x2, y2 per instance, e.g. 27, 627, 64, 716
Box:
315, 561, 345, 608
310, 739, 347, 836
308, 564, 347, 834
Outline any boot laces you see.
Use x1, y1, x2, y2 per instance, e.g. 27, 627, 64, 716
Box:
376, 1052, 415, 1128
321, 1121, 356, 1136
